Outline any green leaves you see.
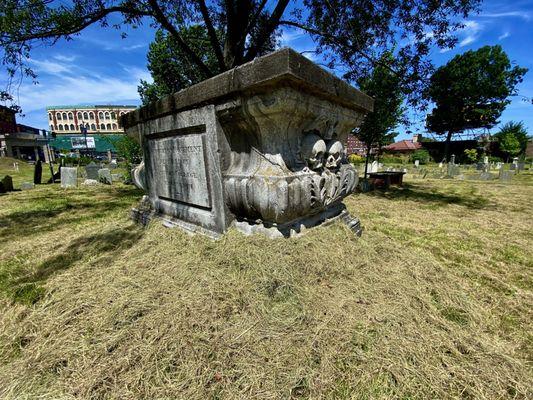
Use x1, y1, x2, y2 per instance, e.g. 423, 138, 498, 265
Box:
426, 45, 528, 136
494, 121, 530, 157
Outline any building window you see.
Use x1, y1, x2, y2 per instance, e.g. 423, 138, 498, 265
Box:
58, 124, 63, 131
70, 124, 75, 130
100, 123, 105, 130
106, 123, 111, 130
90, 123, 96, 130
77, 112, 82, 120
68, 112, 73, 120
89, 112, 94, 119
50, 125, 54, 131
112, 123, 117, 130
83, 112, 88, 120
61, 112, 67, 120
48, 113, 52, 120
111, 112, 116, 119
57, 113, 62, 120
98, 112, 104, 120
104, 112, 110, 120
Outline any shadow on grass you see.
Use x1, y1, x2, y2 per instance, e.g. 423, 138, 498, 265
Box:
367, 183, 492, 210
0, 186, 143, 241
1, 227, 144, 305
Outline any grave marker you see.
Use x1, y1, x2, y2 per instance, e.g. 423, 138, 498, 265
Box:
61, 167, 78, 188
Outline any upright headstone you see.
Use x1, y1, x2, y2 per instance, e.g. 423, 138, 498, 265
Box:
98, 168, 112, 185
450, 154, 456, 165
107, 150, 112, 163
499, 169, 513, 182
369, 160, 378, 173
85, 162, 100, 180
33, 160, 42, 184
479, 172, 493, 181
1, 175, 14, 193
61, 167, 78, 188
414, 160, 420, 167
20, 182, 35, 190
438, 162, 443, 168
483, 155, 489, 165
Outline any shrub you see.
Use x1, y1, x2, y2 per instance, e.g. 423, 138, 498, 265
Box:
409, 149, 432, 164
381, 155, 404, 164
464, 148, 478, 163
347, 154, 364, 165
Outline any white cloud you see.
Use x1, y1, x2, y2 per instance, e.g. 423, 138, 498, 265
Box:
480, 11, 531, 21
12, 57, 150, 127
498, 31, 511, 40
53, 54, 77, 62
279, 28, 305, 46
28, 59, 72, 74
458, 20, 483, 47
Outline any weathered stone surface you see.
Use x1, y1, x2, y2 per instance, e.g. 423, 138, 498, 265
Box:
125, 48, 372, 237
21, 182, 35, 190
82, 179, 99, 186
98, 168, 112, 185
121, 48, 373, 129
85, 162, 100, 180
61, 167, 78, 188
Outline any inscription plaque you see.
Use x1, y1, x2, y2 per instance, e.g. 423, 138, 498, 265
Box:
148, 132, 211, 209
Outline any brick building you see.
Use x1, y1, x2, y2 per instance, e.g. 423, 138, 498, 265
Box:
46, 105, 136, 134
345, 134, 367, 155
46, 105, 137, 154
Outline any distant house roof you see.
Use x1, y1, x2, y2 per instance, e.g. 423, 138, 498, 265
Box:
384, 140, 422, 152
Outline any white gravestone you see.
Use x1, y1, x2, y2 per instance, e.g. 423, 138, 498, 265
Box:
61, 167, 78, 188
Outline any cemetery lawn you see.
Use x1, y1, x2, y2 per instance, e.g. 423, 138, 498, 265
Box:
0, 166, 532, 399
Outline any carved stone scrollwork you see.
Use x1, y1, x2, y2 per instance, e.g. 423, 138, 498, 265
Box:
218, 87, 363, 227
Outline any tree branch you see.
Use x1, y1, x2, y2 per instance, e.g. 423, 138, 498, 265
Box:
244, 0, 290, 62
278, 20, 398, 76
147, 0, 214, 78
197, 0, 226, 71
1, 6, 151, 45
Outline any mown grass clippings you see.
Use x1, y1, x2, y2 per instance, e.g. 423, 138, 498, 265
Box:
0, 163, 531, 399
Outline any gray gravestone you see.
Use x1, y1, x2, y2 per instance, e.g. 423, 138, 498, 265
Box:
479, 172, 493, 181
98, 168, 112, 185
111, 173, 122, 181
61, 167, 78, 188
85, 162, 100, 180
21, 182, 35, 190
499, 169, 513, 182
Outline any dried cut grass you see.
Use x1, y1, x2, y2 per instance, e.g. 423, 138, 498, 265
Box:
0, 172, 532, 399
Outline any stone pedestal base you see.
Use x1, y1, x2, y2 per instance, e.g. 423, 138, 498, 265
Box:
233, 203, 362, 238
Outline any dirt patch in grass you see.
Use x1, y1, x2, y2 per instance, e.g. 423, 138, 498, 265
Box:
0, 166, 531, 399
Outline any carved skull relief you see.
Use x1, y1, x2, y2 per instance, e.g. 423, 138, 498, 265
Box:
325, 140, 344, 169
301, 133, 326, 171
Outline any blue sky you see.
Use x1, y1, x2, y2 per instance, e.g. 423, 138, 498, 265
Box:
2, 0, 532, 141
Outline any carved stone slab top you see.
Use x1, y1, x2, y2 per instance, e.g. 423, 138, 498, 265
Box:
121, 48, 374, 128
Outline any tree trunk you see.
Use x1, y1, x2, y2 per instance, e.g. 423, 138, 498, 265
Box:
444, 131, 453, 162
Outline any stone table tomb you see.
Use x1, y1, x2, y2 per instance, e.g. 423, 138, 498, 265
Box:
122, 48, 373, 238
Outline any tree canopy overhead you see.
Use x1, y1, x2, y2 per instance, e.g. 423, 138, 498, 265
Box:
1, 0, 483, 106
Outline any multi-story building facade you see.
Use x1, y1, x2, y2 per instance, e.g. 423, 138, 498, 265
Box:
345, 133, 367, 156
46, 105, 136, 134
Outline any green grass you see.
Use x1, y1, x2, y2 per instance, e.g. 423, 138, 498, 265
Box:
0, 160, 531, 399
